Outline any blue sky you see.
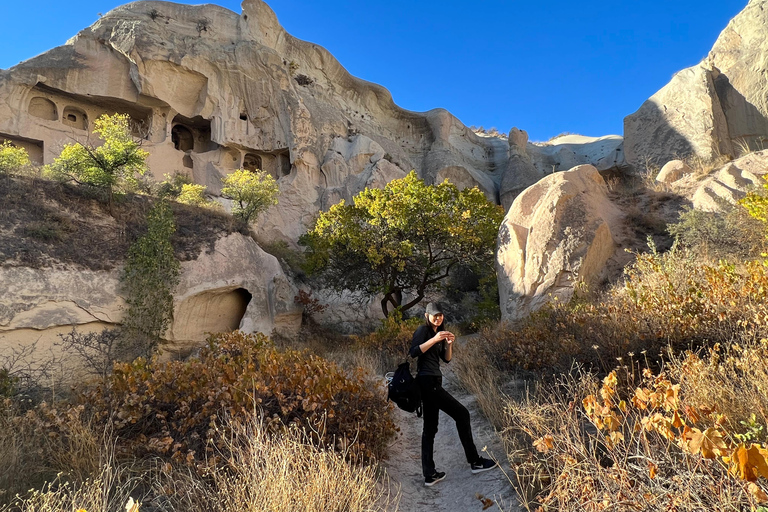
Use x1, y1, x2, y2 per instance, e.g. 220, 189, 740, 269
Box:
0, 0, 747, 141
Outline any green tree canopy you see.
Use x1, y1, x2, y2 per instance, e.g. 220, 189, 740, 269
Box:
45, 113, 148, 200
301, 171, 505, 316
0, 141, 30, 175
221, 169, 279, 224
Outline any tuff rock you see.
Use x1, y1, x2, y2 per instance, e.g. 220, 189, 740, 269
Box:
496, 164, 623, 322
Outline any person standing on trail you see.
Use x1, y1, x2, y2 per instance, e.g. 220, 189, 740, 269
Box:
409, 302, 497, 487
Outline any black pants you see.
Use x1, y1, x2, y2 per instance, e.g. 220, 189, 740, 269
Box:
417, 375, 480, 477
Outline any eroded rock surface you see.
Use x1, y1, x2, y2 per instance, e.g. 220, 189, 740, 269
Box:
0, 233, 300, 363
624, 0, 768, 169
496, 165, 622, 321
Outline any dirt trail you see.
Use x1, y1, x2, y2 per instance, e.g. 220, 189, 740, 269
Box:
381, 349, 522, 512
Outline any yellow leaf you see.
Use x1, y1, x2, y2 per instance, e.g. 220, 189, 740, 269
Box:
729, 444, 768, 482
648, 461, 658, 479
671, 410, 685, 429
682, 427, 728, 459
125, 497, 139, 512
533, 434, 555, 453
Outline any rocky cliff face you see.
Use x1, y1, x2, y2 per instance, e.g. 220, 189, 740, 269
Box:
0, 0, 626, 243
0, 0, 635, 341
624, 0, 768, 169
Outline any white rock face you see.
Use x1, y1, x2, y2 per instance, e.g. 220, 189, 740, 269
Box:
624, 0, 768, 169
0, 0, 626, 240
529, 134, 626, 174
0, 233, 300, 361
496, 165, 622, 321
171, 233, 302, 346
689, 150, 768, 211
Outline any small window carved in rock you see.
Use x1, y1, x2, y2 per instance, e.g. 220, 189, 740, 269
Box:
243, 153, 262, 172
183, 155, 193, 169
172, 125, 194, 152
239, 113, 248, 121
62, 107, 88, 130
28, 97, 57, 121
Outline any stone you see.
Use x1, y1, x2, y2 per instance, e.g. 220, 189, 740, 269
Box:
499, 127, 543, 211
0, 233, 301, 364
170, 233, 302, 346
496, 164, 622, 322
528, 134, 626, 174
656, 160, 693, 183
624, 0, 768, 169
689, 151, 768, 211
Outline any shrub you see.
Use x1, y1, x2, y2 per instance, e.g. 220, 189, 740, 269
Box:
148, 415, 390, 512
85, 331, 395, 465
56, 328, 122, 379
44, 114, 149, 202
157, 172, 218, 208
668, 201, 764, 259
220, 169, 279, 224
475, 246, 768, 375
120, 200, 180, 358
0, 141, 31, 175
505, 362, 768, 511
352, 313, 423, 373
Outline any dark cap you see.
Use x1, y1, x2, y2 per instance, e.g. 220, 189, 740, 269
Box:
425, 302, 444, 316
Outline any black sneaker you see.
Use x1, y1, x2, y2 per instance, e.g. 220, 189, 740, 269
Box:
470, 457, 498, 474
424, 471, 446, 487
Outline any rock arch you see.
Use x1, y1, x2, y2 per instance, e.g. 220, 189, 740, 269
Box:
28, 97, 57, 121
171, 287, 253, 342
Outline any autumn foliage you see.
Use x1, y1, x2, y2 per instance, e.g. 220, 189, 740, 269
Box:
84, 331, 395, 465
477, 247, 768, 374
511, 361, 768, 511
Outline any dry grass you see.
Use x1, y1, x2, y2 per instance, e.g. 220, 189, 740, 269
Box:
454, 236, 768, 510
502, 368, 763, 511
453, 338, 509, 430
0, 404, 393, 512
148, 416, 393, 512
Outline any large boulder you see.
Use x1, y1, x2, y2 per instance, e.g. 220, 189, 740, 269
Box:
496, 164, 622, 321
169, 233, 302, 348
624, 0, 768, 169
656, 160, 694, 183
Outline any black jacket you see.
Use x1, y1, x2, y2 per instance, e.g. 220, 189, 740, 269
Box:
409, 324, 450, 377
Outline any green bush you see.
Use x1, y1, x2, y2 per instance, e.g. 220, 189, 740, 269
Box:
0, 141, 31, 175
221, 169, 279, 224
668, 200, 764, 259
120, 200, 180, 358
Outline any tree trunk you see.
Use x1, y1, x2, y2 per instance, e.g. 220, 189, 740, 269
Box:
380, 290, 403, 317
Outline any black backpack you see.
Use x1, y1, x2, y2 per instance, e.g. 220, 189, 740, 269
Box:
387, 361, 422, 417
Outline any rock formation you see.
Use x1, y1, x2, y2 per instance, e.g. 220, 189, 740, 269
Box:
624, 0, 768, 169
0, 232, 300, 362
0, 0, 634, 343
671, 150, 768, 211
656, 160, 694, 184
496, 164, 623, 322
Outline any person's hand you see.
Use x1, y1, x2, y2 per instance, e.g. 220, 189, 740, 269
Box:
443, 331, 454, 344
